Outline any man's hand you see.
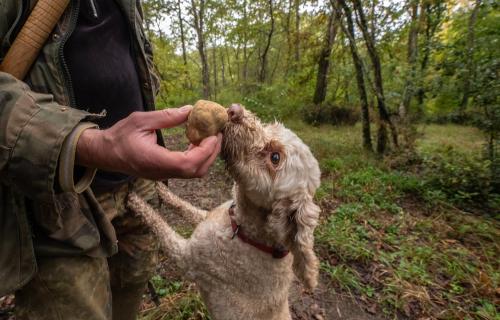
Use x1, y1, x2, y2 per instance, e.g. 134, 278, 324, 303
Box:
76, 106, 222, 180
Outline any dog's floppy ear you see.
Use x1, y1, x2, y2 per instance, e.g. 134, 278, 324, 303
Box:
270, 193, 320, 290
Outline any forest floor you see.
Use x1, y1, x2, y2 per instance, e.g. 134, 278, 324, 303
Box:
1, 123, 498, 320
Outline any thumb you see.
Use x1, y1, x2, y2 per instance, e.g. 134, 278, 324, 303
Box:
140, 105, 193, 130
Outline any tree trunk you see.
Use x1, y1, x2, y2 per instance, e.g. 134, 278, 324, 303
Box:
337, 0, 372, 151
232, 45, 239, 83
177, 0, 190, 89
212, 44, 217, 100
416, 2, 431, 111
177, 0, 188, 67
259, 0, 275, 83
313, 7, 339, 105
352, 0, 398, 153
294, 0, 300, 63
416, 2, 445, 113
221, 49, 226, 86
399, 0, 420, 122
460, 0, 482, 113
190, 0, 210, 99
284, 0, 293, 77
270, 46, 281, 83
242, 0, 249, 85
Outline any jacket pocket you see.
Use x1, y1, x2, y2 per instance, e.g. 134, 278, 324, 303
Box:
0, 185, 37, 296
0, 145, 10, 172
33, 192, 102, 253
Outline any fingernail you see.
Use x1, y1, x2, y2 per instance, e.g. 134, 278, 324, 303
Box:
179, 105, 193, 113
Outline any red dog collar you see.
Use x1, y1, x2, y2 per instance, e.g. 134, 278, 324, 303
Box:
228, 204, 290, 259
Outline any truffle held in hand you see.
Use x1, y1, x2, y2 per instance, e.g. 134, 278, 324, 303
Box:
186, 100, 229, 145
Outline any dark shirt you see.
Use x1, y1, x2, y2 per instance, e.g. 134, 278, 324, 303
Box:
65, 0, 144, 191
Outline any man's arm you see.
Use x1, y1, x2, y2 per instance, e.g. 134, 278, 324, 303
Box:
0, 71, 222, 202
76, 106, 222, 180
0, 71, 97, 202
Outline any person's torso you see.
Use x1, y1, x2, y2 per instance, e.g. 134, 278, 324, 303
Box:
65, 0, 147, 188
0, 0, 161, 295
1, 0, 159, 114
66, 0, 145, 129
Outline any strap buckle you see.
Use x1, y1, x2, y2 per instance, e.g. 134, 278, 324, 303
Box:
231, 225, 240, 239
272, 246, 288, 259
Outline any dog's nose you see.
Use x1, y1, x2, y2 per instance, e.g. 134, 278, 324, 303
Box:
228, 104, 243, 123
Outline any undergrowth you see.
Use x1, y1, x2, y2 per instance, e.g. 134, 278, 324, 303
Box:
299, 122, 500, 319
140, 271, 209, 320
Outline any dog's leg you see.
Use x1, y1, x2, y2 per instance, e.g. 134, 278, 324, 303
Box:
128, 192, 190, 271
156, 182, 208, 224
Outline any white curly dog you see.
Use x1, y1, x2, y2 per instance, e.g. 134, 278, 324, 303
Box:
128, 104, 321, 320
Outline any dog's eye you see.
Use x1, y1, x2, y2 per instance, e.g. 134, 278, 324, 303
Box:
270, 152, 280, 164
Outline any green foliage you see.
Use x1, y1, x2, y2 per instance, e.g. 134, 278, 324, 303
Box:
150, 275, 183, 297
421, 146, 498, 211
140, 291, 210, 320
426, 2, 500, 167
308, 124, 499, 319
337, 166, 422, 214
301, 103, 359, 126
141, 277, 210, 320
152, 38, 200, 109
321, 262, 375, 297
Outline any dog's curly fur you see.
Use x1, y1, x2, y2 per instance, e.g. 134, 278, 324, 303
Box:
128, 106, 321, 320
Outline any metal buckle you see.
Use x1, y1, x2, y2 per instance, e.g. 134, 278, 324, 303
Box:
231, 225, 240, 239
272, 246, 287, 259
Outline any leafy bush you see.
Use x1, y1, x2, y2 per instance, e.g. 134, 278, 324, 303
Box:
421, 147, 498, 211
217, 82, 305, 122
301, 103, 359, 126
336, 166, 423, 214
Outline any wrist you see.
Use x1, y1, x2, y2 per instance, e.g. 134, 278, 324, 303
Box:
76, 128, 103, 168
59, 122, 99, 193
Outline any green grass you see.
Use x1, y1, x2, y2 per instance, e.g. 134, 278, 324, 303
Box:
140, 290, 210, 320
140, 276, 210, 320
289, 121, 500, 319
417, 124, 484, 155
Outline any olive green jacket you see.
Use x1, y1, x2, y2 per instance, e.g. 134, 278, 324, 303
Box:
0, 0, 161, 296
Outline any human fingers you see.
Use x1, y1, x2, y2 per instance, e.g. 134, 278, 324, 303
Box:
182, 135, 219, 175
149, 135, 219, 178
131, 106, 193, 130
194, 134, 222, 176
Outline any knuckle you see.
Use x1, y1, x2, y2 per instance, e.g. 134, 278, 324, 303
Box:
161, 108, 176, 118
129, 111, 141, 120
129, 111, 143, 126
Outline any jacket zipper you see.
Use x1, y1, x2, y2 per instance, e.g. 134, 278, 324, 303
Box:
126, 5, 154, 111
89, 0, 98, 19
58, 0, 80, 108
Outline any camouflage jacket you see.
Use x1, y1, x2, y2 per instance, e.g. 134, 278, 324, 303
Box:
0, 0, 161, 296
